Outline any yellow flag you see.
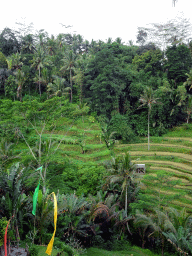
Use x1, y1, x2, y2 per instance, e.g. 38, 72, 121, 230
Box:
46, 192, 57, 255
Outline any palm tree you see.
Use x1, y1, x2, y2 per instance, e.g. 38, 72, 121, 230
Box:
60, 50, 77, 102
73, 67, 84, 106
31, 47, 49, 96
0, 163, 28, 242
184, 70, 192, 91
134, 209, 172, 252
58, 193, 89, 239
47, 76, 68, 98
7, 52, 24, 71
21, 34, 36, 54
115, 37, 123, 44
138, 86, 160, 150
14, 69, 27, 101
185, 95, 192, 123
47, 35, 57, 56
162, 207, 192, 255
104, 153, 140, 234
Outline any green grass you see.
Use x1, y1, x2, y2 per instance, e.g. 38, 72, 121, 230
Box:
17, 115, 192, 213
42, 121, 192, 212
81, 246, 162, 256
31, 245, 66, 256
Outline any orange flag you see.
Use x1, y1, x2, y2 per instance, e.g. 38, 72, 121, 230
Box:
46, 192, 57, 255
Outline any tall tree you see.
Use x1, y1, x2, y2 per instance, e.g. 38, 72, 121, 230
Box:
31, 47, 50, 96
14, 69, 26, 101
138, 87, 160, 150
184, 69, 192, 92
0, 28, 20, 56
165, 44, 192, 86
60, 50, 77, 103
105, 153, 140, 234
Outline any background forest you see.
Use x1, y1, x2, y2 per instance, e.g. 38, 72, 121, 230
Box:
0, 17, 192, 256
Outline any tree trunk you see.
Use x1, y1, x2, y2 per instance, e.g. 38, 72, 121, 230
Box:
39, 67, 41, 97
125, 184, 128, 217
70, 68, 72, 103
187, 114, 189, 124
148, 109, 150, 151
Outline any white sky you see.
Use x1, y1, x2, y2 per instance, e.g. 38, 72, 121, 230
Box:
1, 0, 192, 44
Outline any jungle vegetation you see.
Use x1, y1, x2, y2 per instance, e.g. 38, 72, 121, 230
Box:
0, 18, 192, 256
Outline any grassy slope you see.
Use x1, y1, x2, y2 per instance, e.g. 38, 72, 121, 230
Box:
82, 246, 161, 256
114, 124, 192, 212
41, 119, 192, 212
15, 117, 192, 256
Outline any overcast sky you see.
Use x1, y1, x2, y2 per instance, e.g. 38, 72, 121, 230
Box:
1, 0, 192, 44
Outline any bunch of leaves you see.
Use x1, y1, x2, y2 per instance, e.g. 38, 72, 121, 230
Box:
57, 193, 90, 241
0, 51, 8, 68
47, 161, 105, 196
0, 217, 8, 246
32, 189, 54, 244
108, 114, 136, 143
0, 163, 29, 241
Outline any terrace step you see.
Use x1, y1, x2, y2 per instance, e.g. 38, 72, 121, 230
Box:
130, 151, 192, 162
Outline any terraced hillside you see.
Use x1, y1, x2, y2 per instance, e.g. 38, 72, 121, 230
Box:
37, 119, 192, 211
114, 126, 192, 212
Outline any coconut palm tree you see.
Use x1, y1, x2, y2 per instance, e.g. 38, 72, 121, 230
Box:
57, 193, 89, 239
31, 47, 50, 96
7, 52, 23, 71
184, 69, 192, 91
134, 209, 172, 252
14, 69, 27, 101
104, 153, 141, 234
60, 50, 77, 102
138, 86, 160, 150
47, 75, 68, 98
21, 34, 36, 54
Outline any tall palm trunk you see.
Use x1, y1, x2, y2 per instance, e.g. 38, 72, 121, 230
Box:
125, 183, 132, 235
125, 184, 128, 217
70, 68, 72, 103
39, 67, 41, 97
148, 109, 150, 151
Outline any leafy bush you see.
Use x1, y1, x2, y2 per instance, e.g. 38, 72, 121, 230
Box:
0, 52, 8, 68
108, 114, 136, 143
0, 217, 8, 246
54, 237, 79, 256
28, 245, 39, 256
47, 162, 105, 196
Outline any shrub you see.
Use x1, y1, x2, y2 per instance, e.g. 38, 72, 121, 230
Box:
108, 114, 136, 143
28, 245, 38, 256
0, 52, 8, 68
0, 217, 8, 246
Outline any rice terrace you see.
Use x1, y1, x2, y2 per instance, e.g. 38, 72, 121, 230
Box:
2, 4, 192, 254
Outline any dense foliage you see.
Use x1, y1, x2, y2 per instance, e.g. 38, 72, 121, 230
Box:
0, 20, 192, 255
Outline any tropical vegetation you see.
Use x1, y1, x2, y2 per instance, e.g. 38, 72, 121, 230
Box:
0, 17, 192, 255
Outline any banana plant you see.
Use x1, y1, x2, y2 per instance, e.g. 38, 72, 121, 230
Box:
0, 163, 28, 241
